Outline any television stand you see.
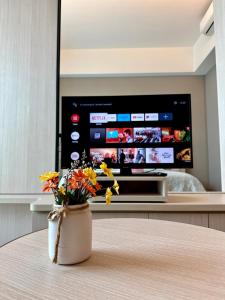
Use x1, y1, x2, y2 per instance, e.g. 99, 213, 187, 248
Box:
119, 166, 132, 176
93, 175, 167, 203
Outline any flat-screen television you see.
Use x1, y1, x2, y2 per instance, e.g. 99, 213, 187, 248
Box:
61, 95, 193, 173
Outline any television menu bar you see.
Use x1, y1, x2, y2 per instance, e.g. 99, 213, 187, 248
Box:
90, 112, 174, 124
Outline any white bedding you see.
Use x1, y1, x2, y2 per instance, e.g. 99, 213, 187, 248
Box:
95, 168, 205, 192
163, 170, 205, 192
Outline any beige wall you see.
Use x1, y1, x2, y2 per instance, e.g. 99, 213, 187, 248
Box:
60, 76, 209, 189
205, 66, 220, 191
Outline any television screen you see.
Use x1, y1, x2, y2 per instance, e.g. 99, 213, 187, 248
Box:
61, 95, 193, 170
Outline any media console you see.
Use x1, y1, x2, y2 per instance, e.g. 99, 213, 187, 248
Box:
92, 176, 168, 203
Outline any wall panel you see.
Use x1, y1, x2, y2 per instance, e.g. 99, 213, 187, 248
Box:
214, 0, 225, 191
0, 0, 58, 192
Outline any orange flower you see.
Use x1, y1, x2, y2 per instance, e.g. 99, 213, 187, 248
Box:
82, 181, 96, 196
74, 169, 87, 181
52, 177, 59, 185
68, 176, 78, 189
42, 180, 58, 192
67, 169, 87, 189
95, 182, 102, 191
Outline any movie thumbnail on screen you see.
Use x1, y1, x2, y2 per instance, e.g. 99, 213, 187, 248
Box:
134, 127, 161, 143
118, 148, 146, 164
90, 148, 117, 164
146, 148, 174, 164
106, 128, 133, 143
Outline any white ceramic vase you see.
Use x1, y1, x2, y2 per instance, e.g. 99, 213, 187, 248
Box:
48, 203, 92, 265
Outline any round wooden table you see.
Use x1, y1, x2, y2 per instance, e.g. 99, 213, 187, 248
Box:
1, 219, 225, 299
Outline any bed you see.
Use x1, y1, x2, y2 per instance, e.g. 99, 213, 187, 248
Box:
158, 169, 206, 192
95, 168, 206, 192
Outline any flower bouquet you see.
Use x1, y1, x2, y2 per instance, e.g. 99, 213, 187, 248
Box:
40, 152, 119, 264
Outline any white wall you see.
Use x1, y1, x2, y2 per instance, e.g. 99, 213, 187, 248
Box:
60, 76, 209, 189
205, 66, 220, 191
0, 0, 58, 193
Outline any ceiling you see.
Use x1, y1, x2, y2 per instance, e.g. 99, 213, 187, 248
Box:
61, 0, 212, 49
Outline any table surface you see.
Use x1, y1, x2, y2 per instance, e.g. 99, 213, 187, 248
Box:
1, 219, 225, 300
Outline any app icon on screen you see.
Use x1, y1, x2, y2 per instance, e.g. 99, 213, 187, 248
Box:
71, 114, 80, 123
71, 131, 80, 140
70, 152, 80, 160
159, 113, 173, 121
117, 114, 131, 122
90, 128, 106, 143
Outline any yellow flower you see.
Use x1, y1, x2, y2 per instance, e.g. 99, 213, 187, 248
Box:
105, 187, 113, 205
100, 162, 113, 178
113, 179, 119, 195
58, 186, 66, 195
83, 167, 97, 185
39, 171, 60, 182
